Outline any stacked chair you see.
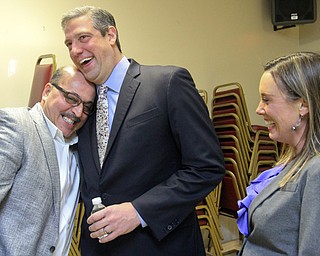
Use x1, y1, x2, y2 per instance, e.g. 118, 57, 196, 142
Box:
196, 187, 223, 256
210, 82, 280, 254
196, 89, 224, 255
247, 129, 279, 182
211, 82, 278, 214
198, 89, 208, 105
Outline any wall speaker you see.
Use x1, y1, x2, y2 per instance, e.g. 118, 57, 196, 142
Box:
272, 0, 317, 26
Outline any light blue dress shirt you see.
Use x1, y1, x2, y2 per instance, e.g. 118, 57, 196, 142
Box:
103, 56, 130, 129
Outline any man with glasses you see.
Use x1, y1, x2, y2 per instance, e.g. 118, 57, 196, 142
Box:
0, 65, 95, 255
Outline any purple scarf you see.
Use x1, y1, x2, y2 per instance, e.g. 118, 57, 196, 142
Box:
237, 165, 284, 236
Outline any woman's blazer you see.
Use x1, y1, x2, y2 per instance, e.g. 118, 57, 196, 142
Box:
239, 156, 320, 255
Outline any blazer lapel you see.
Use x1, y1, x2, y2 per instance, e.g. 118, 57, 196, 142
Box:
87, 115, 101, 171
29, 104, 61, 216
248, 163, 293, 231
105, 60, 141, 157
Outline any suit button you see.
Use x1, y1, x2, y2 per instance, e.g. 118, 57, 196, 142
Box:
167, 225, 173, 231
50, 246, 55, 253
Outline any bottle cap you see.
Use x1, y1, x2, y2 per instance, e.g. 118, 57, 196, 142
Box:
92, 197, 102, 205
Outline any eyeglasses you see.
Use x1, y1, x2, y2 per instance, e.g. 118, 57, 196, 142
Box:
51, 83, 95, 115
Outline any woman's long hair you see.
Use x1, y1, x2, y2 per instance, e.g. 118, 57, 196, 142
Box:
264, 52, 320, 186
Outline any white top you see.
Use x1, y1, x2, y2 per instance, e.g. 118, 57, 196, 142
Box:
41, 108, 80, 256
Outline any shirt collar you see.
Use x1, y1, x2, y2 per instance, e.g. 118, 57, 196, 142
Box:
39, 104, 78, 145
104, 56, 130, 93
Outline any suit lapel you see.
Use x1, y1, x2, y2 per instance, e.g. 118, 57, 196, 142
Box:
29, 104, 61, 216
249, 175, 281, 212
248, 163, 292, 230
88, 115, 101, 171
105, 60, 141, 157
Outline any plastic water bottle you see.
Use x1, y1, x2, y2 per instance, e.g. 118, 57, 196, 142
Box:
91, 197, 109, 239
91, 197, 105, 214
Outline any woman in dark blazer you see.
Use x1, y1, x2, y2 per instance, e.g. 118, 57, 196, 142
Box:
238, 52, 320, 255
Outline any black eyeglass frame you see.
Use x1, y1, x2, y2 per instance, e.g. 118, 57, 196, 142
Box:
51, 83, 95, 115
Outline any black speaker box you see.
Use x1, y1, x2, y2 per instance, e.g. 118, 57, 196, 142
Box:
272, 0, 317, 26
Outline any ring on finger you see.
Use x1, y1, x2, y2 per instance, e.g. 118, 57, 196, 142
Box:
99, 227, 111, 238
103, 226, 110, 235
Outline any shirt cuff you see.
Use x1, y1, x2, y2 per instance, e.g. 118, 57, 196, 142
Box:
135, 209, 148, 228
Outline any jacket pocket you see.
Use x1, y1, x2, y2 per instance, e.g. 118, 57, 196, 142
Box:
126, 107, 160, 127
281, 182, 298, 192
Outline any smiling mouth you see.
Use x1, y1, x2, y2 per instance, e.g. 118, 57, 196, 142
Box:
80, 57, 93, 66
63, 116, 75, 125
266, 122, 275, 126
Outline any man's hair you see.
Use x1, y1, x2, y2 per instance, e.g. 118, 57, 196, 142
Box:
61, 6, 122, 52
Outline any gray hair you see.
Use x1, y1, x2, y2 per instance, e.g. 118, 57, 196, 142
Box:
50, 66, 80, 84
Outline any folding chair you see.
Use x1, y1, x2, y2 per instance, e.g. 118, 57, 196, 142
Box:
28, 54, 57, 107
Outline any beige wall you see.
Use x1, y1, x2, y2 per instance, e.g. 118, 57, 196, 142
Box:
1, 0, 319, 125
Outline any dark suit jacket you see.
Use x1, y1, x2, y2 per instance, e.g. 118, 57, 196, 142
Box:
78, 59, 225, 256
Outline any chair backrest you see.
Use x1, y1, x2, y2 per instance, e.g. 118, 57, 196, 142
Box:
198, 89, 208, 105
28, 54, 57, 107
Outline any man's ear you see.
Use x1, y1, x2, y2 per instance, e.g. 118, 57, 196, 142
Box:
107, 26, 117, 46
42, 83, 52, 100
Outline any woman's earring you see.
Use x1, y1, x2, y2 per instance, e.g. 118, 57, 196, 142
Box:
291, 114, 304, 131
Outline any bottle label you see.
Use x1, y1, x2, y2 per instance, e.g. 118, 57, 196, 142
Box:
91, 205, 105, 214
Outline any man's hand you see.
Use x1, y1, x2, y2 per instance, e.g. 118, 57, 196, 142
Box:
87, 202, 141, 243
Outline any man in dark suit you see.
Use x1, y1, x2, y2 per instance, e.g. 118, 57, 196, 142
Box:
62, 6, 225, 256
